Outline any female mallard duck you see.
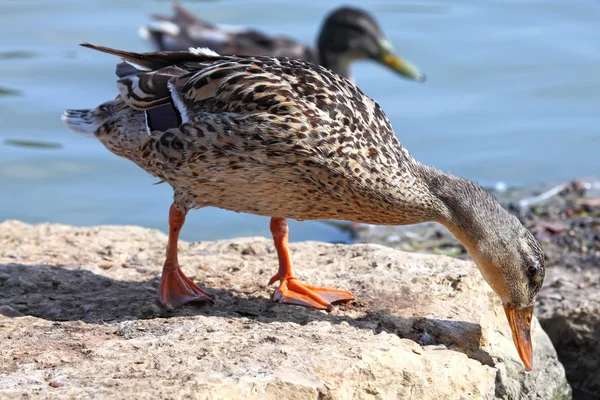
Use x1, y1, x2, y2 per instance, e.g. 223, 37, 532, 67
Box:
62, 44, 543, 371
139, 1, 425, 82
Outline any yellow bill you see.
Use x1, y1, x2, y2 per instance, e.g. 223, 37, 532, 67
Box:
377, 40, 426, 82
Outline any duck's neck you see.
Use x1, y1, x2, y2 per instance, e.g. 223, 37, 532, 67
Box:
412, 163, 526, 303
409, 163, 508, 255
319, 50, 354, 82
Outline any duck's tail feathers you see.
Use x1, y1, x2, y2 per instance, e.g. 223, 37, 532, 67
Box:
61, 109, 100, 139
79, 42, 221, 71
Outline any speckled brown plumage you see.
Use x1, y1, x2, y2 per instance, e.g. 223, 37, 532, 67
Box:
68, 44, 434, 225
63, 44, 544, 371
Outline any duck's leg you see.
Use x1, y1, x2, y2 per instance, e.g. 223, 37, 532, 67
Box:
268, 217, 354, 312
158, 204, 215, 309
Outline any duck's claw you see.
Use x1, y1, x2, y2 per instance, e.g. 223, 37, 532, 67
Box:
158, 265, 215, 309
270, 276, 354, 312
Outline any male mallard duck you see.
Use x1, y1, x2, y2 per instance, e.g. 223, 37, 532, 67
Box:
139, 1, 425, 82
62, 44, 544, 371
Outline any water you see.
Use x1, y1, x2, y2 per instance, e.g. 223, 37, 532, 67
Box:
1, 0, 599, 243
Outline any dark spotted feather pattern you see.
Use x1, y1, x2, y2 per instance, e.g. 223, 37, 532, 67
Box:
72, 43, 435, 225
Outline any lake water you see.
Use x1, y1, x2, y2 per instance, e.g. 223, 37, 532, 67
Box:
1, 0, 599, 243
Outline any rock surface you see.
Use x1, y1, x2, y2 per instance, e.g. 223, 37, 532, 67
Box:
0, 220, 570, 399
537, 266, 600, 400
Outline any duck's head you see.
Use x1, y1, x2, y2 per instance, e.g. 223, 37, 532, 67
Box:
470, 218, 544, 371
426, 172, 546, 370
444, 201, 545, 370
317, 7, 425, 82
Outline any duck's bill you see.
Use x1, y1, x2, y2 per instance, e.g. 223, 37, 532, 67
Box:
503, 304, 534, 371
377, 46, 426, 82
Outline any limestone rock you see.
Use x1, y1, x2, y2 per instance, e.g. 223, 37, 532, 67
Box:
537, 266, 600, 399
0, 220, 570, 399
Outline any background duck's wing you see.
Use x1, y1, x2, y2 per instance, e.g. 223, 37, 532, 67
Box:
221, 31, 316, 61
141, 1, 220, 52
139, 1, 316, 62
153, 0, 208, 27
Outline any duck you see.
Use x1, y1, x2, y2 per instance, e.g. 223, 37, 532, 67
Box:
139, 1, 425, 83
62, 43, 544, 371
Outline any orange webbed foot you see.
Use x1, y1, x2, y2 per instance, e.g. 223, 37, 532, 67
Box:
267, 217, 354, 312
269, 274, 354, 312
158, 265, 215, 309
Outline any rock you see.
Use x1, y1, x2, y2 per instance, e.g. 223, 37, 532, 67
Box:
537, 266, 600, 399
0, 220, 570, 399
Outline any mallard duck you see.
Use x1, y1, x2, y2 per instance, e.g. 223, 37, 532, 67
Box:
139, 2, 425, 82
62, 44, 544, 371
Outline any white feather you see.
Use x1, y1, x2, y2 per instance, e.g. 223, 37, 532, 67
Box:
143, 111, 152, 136
124, 60, 151, 71
167, 81, 189, 124
189, 47, 220, 57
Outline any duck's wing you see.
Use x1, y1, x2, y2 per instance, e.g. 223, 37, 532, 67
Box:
140, 1, 219, 52
152, 0, 208, 27
222, 30, 316, 61
84, 42, 396, 144
84, 43, 401, 168
85, 43, 234, 135
139, 1, 316, 62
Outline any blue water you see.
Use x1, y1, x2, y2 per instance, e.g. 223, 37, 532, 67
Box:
1, 0, 599, 242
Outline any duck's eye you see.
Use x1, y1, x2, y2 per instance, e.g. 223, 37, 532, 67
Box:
527, 266, 537, 278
